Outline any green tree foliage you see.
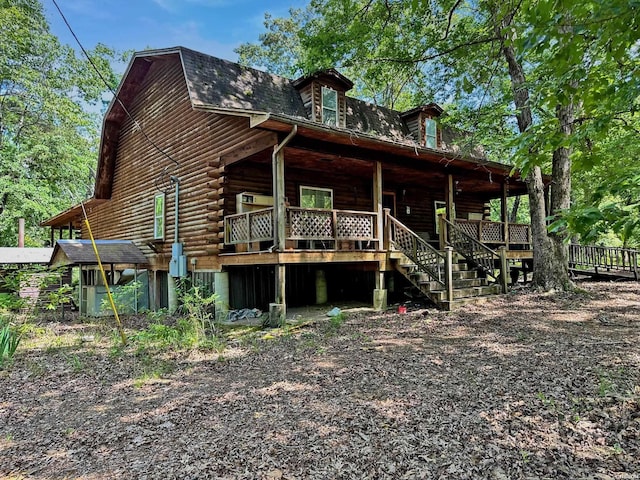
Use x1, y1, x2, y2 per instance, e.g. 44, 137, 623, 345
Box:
0, 0, 119, 246
240, 0, 640, 289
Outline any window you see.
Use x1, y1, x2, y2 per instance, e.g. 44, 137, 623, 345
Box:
424, 117, 437, 149
321, 86, 338, 126
154, 193, 165, 240
300, 186, 333, 209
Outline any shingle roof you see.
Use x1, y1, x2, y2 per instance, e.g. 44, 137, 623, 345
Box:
181, 48, 307, 117
177, 48, 420, 144
50, 240, 148, 267
0, 248, 53, 265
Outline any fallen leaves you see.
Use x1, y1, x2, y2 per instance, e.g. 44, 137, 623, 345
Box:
0, 281, 639, 478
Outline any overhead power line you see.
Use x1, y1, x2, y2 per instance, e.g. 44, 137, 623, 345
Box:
51, 0, 180, 167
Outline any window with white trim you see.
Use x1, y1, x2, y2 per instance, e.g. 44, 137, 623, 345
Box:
424, 117, 437, 149
154, 193, 165, 240
321, 86, 338, 126
300, 186, 333, 209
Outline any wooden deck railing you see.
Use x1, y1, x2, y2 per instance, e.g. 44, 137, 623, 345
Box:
569, 244, 639, 279
453, 219, 531, 246
286, 207, 376, 242
442, 217, 508, 292
224, 206, 377, 248
386, 213, 446, 287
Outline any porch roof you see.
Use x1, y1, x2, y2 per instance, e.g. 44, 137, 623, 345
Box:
40, 199, 107, 229
0, 248, 53, 265
50, 240, 148, 268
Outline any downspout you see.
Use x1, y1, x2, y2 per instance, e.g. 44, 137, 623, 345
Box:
272, 125, 297, 251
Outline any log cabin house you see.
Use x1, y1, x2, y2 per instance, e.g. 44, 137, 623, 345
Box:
42, 46, 537, 318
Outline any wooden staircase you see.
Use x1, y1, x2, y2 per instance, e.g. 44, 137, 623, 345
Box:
386, 213, 506, 310
393, 252, 502, 310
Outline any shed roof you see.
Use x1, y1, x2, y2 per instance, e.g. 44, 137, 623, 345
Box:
50, 240, 148, 268
0, 248, 54, 265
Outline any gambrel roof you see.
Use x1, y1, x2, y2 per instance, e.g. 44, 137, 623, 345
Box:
93, 46, 528, 200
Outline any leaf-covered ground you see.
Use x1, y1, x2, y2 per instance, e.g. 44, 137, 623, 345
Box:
1, 281, 639, 479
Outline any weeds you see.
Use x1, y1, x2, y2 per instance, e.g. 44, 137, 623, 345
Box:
0, 320, 21, 365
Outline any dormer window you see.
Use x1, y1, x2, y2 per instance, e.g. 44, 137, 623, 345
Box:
424, 117, 437, 149
321, 86, 338, 126
400, 103, 444, 149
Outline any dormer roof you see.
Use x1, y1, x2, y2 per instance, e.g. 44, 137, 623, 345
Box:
292, 68, 354, 91
400, 103, 445, 118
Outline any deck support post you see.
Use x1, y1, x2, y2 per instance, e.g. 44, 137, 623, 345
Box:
499, 246, 509, 293
373, 161, 384, 250
167, 274, 178, 314
213, 271, 229, 321
270, 264, 286, 326
373, 267, 387, 311
501, 181, 509, 248
445, 246, 454, 303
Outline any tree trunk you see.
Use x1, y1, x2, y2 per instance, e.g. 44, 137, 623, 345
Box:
546, 103, 575, 289
509, 195, 520, 223
497, 20, 572, 290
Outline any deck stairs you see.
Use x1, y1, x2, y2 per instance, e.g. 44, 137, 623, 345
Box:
386, 213, 505, 310
391, 251, 502, 310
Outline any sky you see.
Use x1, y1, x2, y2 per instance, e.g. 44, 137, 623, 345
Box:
45, 0, 307, 66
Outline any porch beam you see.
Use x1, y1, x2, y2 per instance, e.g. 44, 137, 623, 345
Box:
221, 132, 278, 166
373, 161, 384, 250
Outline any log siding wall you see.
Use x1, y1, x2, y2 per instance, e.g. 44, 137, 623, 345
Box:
83, 56, 266, 269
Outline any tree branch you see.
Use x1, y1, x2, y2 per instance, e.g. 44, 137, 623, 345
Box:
363, 36, 499, 65
441, 0, 464, 41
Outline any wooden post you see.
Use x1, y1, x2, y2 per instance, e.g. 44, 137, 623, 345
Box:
501, 181, 509, 248
446, 174, 454, 221
274, 147, 286, 252
270, 264, 286, 326
499, 246, 508, 293
439, 214, 447, 250
373, 161, 383, 250
383, 208, 391, 252
445, 246, 454, 303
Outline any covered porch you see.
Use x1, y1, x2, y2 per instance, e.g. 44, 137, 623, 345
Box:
220, 122, 536, 320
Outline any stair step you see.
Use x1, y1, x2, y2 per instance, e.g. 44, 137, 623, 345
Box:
399, 262, 469, 273
426, 284, 501, 301
452, 270, 478, 280
439, 293, 504, 311
419, 277, 486, 291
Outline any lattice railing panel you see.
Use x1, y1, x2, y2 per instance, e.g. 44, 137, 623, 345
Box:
457, 221, 479, 239
336, 212, 375, 240
480, 222, 504, 243
288, 209, 333, 240
224, 208, 274, 245
509, 224, 530, 244
227, 215, 249, 244
250, 209, 273, 240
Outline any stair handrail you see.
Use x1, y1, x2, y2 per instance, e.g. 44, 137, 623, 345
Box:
386, 214, 446, 287
441, 217, 503, 284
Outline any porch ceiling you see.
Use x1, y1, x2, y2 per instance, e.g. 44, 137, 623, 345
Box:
246, 144, 527, 198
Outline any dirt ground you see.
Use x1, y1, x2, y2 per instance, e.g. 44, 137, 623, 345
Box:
1, 281, 639, 479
